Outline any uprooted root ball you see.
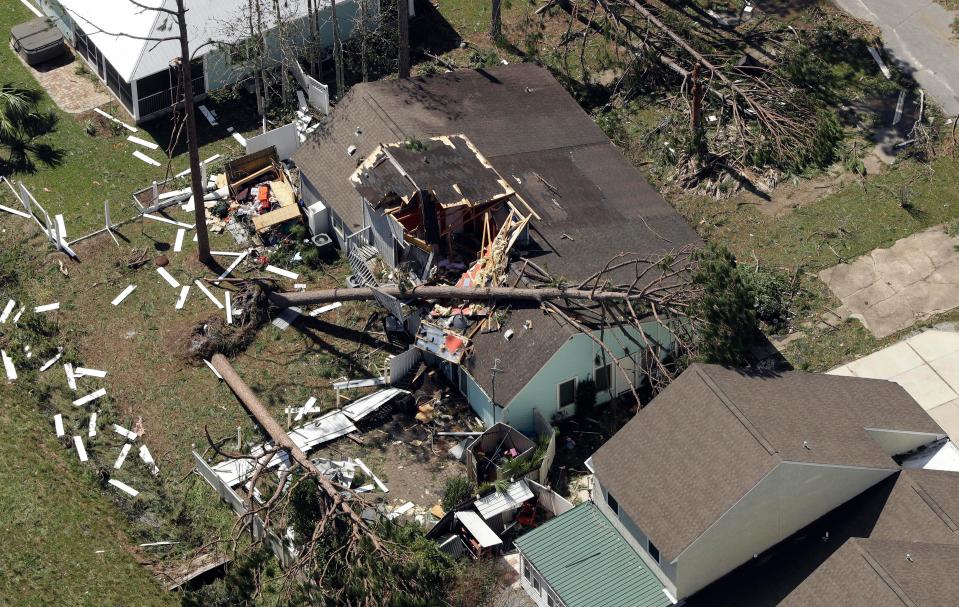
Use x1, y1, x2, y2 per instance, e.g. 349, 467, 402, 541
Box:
179, 283, 271, 361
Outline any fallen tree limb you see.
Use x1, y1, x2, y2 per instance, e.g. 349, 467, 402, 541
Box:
269, 284, 684, 307
209, 353, 382, 551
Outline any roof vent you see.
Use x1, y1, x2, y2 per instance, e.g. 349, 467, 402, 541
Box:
906, 553, 914, 562
803, 440, 811, 450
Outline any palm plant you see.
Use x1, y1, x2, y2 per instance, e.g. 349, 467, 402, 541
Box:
0, 84, 62, 174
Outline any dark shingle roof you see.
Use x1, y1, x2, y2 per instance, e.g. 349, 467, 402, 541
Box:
514, 502, 670, 607
590, 364, 946, 563
293, 64, 700, 404
686, 469, 959, 606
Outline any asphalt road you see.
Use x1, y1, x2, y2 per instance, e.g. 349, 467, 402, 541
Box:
833, 0, 959, 117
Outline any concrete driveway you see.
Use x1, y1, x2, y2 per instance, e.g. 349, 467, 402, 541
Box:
833, 0, 959, 116
829, 329, 959, 442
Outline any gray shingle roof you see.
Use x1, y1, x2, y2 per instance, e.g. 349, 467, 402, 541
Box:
515, 502, 669, 607
590, 364, 946, 563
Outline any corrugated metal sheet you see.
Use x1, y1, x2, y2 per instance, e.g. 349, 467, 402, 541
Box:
515, 503, 669, 607
474, 479, 534, 520
454, 511, 502, 548
341, 388, 408, 422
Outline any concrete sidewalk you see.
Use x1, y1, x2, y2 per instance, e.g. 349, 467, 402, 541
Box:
829, 329, 959, 442
833, 0, 959, 117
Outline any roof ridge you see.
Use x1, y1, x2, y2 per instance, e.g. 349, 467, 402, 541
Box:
906, 474, 959, 533
695, 367, 777, 456
127, 1, 169, 84
853, 541, 918, 607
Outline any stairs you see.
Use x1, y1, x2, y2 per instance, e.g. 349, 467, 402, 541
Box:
347, 242, 378, 287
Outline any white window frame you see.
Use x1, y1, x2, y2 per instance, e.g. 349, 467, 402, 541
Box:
557, 377, 577, 410
594, 362, 613, 394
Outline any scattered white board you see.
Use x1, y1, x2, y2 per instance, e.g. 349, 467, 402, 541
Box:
89, 412, 98, 437
204, 359, 223, 380
295, 396, 317, 422
194, 280, 224, 309
0, 299, 15, 323
114, 443, 132, 469
34, 302, 59, 313
309, 302, 342, 317
108, 479, 139, 497
39, 349, 63, 372
156, 266, 181, 288
139, 445, 159, 475
133, 150, 161, 167
1, 349, 16, 381
55, 214, 67, 239
54, 414, 64, 437
127, 135, 159, 150
74, 436, 88, 462
75, 367, 107, 378
73, 388, 106, 407
112, 284, 137, 306
143, 213, 194, 229
225, 291, 233, 325
113, 424, 139, 441
175, 285, 190, 310
264, 265, 299, 280
64, 363, 77, 391
173, 228, 185, 252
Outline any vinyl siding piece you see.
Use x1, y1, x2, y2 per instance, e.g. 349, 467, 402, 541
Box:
515, 503, 669, 607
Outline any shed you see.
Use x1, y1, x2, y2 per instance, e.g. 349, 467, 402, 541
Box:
474, 479, 535, 520
467, 422, 536, 484
454, 511, 502, 550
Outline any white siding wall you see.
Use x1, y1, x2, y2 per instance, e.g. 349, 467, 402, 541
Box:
674, 462, 895, 598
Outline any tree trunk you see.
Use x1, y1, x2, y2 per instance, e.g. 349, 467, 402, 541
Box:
360, 0, 369, 82
269, 284, 668, 307
209, 353, 382, 550
330, 0, 346, 98
398, 0, 410, 78
175, 0, 212, 265
490, 0, 502, 42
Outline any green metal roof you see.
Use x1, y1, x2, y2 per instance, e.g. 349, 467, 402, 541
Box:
514, 502, 670, 607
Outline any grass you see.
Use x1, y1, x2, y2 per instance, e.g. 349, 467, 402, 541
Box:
0, 2, 259, 236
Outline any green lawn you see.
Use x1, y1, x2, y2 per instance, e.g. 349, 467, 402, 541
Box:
0, 2, 256, 235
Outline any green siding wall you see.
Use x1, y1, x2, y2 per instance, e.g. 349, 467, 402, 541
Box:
503, 322, 674, 434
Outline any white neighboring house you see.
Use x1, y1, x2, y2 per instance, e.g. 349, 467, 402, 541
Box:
37, 0, 407, 123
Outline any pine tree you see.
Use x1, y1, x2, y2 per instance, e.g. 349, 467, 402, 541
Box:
691, 243, 756, 366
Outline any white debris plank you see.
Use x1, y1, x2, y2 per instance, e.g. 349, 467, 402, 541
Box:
0, 203, 30, 218
272, 306, 301, 331
264, 265, 299, 280
74, 436, 88, 462
284, 405, 322, 416
204, 359, 223, 379
55, 214, 67, 239
139, 445, 160, 475
114, 443, 132, 469
34, 302, 60, 313
295, 396, 317, 422
203, 153, 221, 164
1, 349, 16, 381
211, 250, 244, 257
199, 105, 219, 126
867, 46, 892, 79
0, 299, 15, 323
53, 414, 64, 437
39, 349, 63, 372
113, 424, 138, 441
143, 213, 194, 229
156, 266, 181, 288
74, 367, 107, 378
11, 305, 23, 324
94, 108, 137, 132
354, 458, 388, 493
175, 285, 190, 310
133, 150, 161, 166
73, 388, 106, 407
231, 131, 246, 146
194, 280, 224, 309
333, 377, 388, 391
112, 284, 137, 306
216, 250, 249, 281
108, 479, 139, 497
64, 362, 77, 391
173, 228, 185, 252
309, 302, 342, 317
225, 291, 233, 325
89, 412, 97, 437
127, 135, 159, 150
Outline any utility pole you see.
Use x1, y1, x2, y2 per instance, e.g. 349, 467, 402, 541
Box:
398, 0, 410, 78
174, 0, 213, 265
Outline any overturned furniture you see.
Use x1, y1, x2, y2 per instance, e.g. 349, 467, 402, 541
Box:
466, 422, 536, 484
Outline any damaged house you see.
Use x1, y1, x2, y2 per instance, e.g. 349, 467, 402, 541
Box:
293, 64, 699, 433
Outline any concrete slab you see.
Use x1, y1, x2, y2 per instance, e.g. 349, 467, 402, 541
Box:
889, 365, 957, 411
847, 340, 924, 379
930, 351, 959, 394
928, 400, 959, 446
819, 226, 959, 338
908, 330, 959, 362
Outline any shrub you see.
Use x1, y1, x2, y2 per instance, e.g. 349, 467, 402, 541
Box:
441, 476, 475, 512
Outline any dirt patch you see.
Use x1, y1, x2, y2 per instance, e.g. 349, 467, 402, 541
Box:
749, 170, 860, 217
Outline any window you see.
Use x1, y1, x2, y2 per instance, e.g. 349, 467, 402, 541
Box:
523, 558, 531, 581
607, 491, 619, 515
558, 378, 576, 409
548, 594, 556, 607
648, 540, 660, 564
594, 363, 612, 392
533, 577, 541, 595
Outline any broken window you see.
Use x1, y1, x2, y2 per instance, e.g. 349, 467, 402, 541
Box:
595, 363, 612, 393
558, 378, 576, 409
